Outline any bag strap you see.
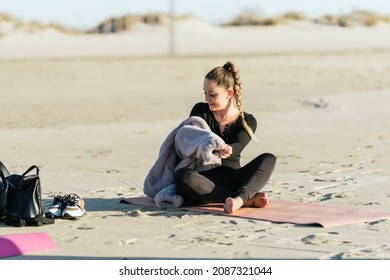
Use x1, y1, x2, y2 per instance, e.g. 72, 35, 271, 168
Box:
0, 161, 10, 177
0, 170, 7, 184
0, 170, 7, 186
22, 165, 40, 176
0, 170, 7, 192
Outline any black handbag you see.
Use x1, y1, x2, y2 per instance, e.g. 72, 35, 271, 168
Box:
0, 162, 54, 227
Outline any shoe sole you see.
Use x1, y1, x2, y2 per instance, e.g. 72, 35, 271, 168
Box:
45, 212, 62, 219
62, 210, 86, 220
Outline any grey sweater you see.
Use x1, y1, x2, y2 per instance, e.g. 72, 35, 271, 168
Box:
143, 116, 225, 208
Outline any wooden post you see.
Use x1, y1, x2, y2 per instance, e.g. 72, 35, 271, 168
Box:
169, 0, 176, 56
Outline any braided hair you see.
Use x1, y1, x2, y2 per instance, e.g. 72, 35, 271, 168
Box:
205, 61, 257, 140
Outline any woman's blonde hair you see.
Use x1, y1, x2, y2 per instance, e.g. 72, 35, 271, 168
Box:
205, 61, 257, 140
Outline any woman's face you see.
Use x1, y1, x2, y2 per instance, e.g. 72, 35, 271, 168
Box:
203, 79, 233, 112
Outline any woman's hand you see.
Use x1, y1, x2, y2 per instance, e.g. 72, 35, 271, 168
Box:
220, 144, 232, 159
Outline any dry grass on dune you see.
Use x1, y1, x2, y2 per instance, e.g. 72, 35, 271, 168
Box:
224, 10, 390, 27
224, 11, 309, 26
315, 10, 390, 27
0, 12, 81, 34
87, 13, 168, 34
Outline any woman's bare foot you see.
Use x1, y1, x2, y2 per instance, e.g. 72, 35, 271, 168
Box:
243, 192, 268, 208
224, 193, 268, 214
223, 197, 244, 214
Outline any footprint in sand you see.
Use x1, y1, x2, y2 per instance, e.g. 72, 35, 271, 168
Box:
363, 202, 380, 205
191, 236, 218, 244
319, 193, 333, 202
71, 223, 95, 230
300, 233, 353, 246
334, 192, 348, 198
119, 238, 138, 246
58, 235, 78, 243
367, 220, 386, 226
84, 148, 114, 158
220, 220, 238, 225
106, 169, 120, 173
338, 245, 390, 259
127, 209, 150, 218
152, 234, 176, 240
301, 234, 330, 245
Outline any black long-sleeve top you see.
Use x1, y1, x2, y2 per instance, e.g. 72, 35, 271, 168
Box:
190, 102, 257, 169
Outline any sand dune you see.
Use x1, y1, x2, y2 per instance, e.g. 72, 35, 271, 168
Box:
1, 16, 390, 59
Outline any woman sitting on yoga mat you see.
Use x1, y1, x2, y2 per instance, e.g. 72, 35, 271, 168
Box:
174, 61, 276, 214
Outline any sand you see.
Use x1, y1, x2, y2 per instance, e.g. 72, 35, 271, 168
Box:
0, 18, 389, 260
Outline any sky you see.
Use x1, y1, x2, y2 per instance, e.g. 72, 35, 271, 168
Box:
1, 0, 390, 29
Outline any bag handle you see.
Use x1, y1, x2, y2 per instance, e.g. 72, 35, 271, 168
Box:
22, 165, 40, 176
0, 161, 10, 177
0, 170, 7, 186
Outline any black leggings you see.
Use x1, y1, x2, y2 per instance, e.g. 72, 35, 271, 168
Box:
174, 153, 276, 205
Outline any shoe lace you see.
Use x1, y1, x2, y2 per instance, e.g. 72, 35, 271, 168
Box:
52, 195, 63, 205
65, 193, 80, 206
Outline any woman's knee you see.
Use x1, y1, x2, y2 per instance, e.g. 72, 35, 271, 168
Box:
259, 153, 277, 171
174, 168, 194, 185
174, 168, 214, 196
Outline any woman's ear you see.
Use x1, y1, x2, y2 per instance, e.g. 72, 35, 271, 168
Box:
227, 89, 234, 98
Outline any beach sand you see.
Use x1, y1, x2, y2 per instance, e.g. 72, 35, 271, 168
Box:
0, 18, 389, 259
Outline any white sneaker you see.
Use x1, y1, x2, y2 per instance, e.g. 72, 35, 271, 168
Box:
62, 193, 86, 219
45, 195, 65, 218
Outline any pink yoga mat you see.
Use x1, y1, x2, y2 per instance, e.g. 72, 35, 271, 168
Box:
121, 196, 390, 228
0, 232, 57, 258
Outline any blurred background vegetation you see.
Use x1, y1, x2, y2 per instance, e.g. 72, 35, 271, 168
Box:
1, 10, 390, 35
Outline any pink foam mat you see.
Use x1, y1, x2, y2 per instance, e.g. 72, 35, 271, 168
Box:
121, 196, 390, 228
0, 232, 57, 258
